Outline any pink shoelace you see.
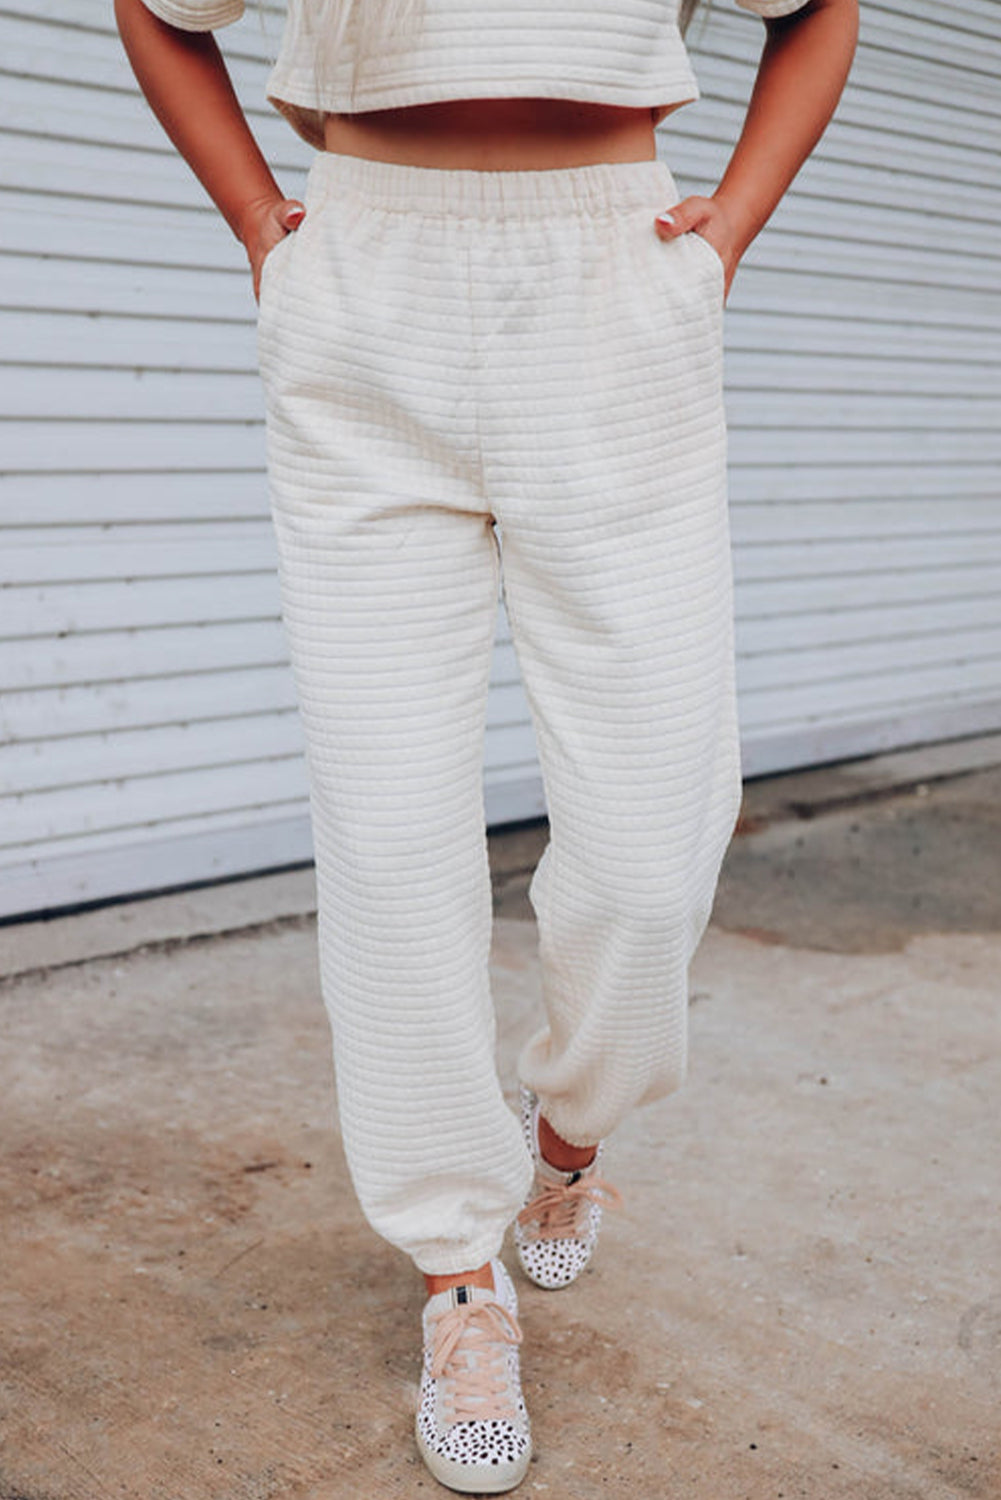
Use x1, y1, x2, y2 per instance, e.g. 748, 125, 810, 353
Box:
429, 1299, 523, 1424
516, 1169, 624, 1242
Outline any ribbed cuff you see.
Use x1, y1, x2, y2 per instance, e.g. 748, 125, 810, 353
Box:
137, 0, 244, 31
734, 0, 812, 17
411, 1230, 508, 1279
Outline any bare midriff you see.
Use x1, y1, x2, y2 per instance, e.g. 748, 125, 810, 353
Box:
321, 97, 686, 169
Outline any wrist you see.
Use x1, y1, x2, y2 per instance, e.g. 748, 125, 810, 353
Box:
711, 182, 768, 243
231, 188, 285, 249
711, 187, 766, 259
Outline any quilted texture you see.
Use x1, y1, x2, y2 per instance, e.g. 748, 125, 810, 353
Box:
257, 151, 739, 1276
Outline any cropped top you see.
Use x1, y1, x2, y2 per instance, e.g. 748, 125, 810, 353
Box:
140, 0, 813, 151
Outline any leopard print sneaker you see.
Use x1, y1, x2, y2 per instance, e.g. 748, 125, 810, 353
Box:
513, 1086, 623, 1290
415, 1258, 532, 1493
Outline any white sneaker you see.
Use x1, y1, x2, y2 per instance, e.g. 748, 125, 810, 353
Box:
415, 1258, 532, 1494
513, 1086, 623, 1290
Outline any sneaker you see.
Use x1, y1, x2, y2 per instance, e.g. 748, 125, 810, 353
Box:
513, 1086, 623, 1290
415, 1257, 532, 1494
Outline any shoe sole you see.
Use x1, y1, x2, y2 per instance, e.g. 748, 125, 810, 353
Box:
414, 1419, 532, 1494
515, 1257, 592, 1290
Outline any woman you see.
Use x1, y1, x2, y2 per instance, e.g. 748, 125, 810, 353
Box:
115, 0, 858, 1491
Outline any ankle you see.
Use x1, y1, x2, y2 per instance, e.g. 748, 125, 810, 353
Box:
423, 1261, 495, 1299
537, 1112, 597, 1173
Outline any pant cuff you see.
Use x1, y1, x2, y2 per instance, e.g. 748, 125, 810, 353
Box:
412, 1229, 509, 1279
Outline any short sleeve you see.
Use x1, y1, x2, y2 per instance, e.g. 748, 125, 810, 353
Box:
138, 0, 244, 31
734, 0, 812, 16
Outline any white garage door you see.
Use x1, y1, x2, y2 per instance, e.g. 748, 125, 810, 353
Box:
0, 0, 549, 920
675, 0, 1001, 775
1, 0, 999, 918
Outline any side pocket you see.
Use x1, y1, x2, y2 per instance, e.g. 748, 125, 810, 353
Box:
686, 229, 726, 297
257, 229, 296, 315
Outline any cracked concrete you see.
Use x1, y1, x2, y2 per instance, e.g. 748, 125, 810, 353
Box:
1, 745, 999, 1499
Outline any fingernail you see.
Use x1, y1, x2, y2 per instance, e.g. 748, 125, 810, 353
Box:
287, 207, 305, 226
656, 211, 676, 225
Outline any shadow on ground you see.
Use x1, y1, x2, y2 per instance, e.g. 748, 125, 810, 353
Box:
1, 759, 999, 1498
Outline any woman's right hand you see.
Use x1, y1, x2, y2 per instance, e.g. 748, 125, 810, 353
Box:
241, 194, 307, 301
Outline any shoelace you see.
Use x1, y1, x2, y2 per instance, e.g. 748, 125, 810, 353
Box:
516, 1169, 623, 1242
429, 1299, 523, 1424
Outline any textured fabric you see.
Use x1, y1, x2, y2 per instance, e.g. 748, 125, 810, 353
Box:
257, 151, 742, 1274
263, 0, 698, 148
134, 0, 812, 150
137, 0, 243, 29
734, 0, 813, 13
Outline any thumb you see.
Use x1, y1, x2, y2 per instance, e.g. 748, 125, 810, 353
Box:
654, 195, 706, 240
281, 198, 306, 231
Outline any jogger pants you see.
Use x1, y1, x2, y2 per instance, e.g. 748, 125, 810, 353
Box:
257, 151, 741, 1274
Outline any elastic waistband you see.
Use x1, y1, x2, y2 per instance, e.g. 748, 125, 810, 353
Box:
306, 150, 678, 219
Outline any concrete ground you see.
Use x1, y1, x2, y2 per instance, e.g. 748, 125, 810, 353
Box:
1, 737, 1000, 1499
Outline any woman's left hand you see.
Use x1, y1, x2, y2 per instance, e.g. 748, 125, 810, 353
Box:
654, 195, 742, 303
242, 194, 307, 302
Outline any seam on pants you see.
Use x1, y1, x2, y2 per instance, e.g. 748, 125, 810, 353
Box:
464, 234, 492, 522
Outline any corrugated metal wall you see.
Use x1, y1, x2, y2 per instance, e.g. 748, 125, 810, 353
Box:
677, 0, 1001, 773
1, 0, 309, 917
0, 0, 545, 917
1, 0, 999, 919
